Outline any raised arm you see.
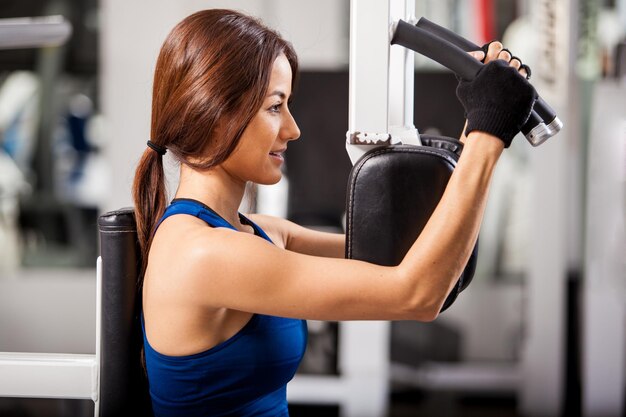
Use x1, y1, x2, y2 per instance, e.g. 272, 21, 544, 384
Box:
146, 50, 536, 323
148, 132, 502, 323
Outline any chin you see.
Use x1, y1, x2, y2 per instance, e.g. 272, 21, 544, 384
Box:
255, 172, 282, 186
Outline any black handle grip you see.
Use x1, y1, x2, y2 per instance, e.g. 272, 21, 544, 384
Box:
391, 20, 546, 142
416, 17, 479, 52
415, 17, 559, 127
391, 20, 482, 80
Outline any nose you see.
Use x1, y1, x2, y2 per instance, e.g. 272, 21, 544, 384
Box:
282, 109, 300, 142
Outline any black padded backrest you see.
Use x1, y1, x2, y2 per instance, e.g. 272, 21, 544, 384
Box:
346, 136, 477, 312
97, 208, 153, 416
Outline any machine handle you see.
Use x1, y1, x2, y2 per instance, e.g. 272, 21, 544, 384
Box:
415, 17, 562, 135
391, 19, 551, 146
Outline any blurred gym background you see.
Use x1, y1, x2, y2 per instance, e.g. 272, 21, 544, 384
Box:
0, 0, 624, 416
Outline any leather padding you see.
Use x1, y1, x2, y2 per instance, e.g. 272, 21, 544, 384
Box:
346, 135, 477, 312
97, 208, 153, 416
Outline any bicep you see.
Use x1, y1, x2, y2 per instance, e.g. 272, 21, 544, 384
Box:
188, 230, 427, 321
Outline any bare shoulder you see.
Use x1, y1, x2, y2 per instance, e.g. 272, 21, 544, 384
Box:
144, 215, 284, 308
145, 214, 271, 305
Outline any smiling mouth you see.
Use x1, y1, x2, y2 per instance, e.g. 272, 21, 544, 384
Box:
269, 149, 286, 158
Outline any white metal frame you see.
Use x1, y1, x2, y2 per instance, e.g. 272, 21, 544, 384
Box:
287, 2, 418, 415
345, 0, 419, 165
0, 12, 99, 413
582, 81, 626, 417
0, 3, 411, 415
0, 16, 71, 49
520, 0, 571, 415
288, 322, 391, 416
0, 257, 101, 413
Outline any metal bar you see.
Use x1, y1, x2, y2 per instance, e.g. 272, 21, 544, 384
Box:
348, 0, 389, 136
346, 0, 391, 165
338, 321, 389, 417
346, 0, 419, 164
0, 16, 72, 50
287, 374, 348, 404
94, 257, 102, 415
390, 362, 520, 393
520, 0, 570, 415
388, 1, 419, 146
0, 352, 96, 399
582, 81, 626, 417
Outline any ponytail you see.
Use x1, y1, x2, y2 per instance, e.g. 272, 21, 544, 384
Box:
132, 147, 167, 281
132, 8, 298, 281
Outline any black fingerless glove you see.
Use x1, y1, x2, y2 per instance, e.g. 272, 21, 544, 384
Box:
456, 60, 538, 147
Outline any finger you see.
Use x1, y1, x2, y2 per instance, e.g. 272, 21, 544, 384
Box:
498, 48, 512, 62
485, 41, 503, 63
509, 56, 522, 70
468, 50, 485, 62
519, 64, 531, 80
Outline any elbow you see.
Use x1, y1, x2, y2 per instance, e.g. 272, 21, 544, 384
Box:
398, 273, 449, 322
411, 299, 441, 322
395, 265, 455, 322
419, 306, 440, 322
400, 290, 442, 322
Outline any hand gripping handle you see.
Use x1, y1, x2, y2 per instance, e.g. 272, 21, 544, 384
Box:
391, 20, 552, 146
415, 17, 563, 137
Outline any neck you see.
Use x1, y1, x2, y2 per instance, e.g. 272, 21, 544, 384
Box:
175, 163, 248, 229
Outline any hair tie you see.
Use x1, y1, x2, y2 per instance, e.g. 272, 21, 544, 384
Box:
147, 140, 167, 156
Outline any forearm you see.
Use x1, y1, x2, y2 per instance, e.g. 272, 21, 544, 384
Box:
398, 132, 502, 313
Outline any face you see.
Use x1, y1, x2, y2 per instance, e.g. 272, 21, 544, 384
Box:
221, 53, 300, 185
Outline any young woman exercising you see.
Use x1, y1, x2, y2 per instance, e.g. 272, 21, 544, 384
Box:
133, 9, 536, 417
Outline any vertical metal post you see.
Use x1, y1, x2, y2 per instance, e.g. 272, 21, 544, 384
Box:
344, 4, 393, 413
346, 0, 419, 165
388, 1, 418, 143
583, 81, 626, 417
338, 1, 421, 415
94, 256, 102, 416
520, 0, 571, 415
348, 0, 389, 135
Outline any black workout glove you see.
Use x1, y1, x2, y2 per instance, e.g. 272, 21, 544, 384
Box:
456, 60, 538, 148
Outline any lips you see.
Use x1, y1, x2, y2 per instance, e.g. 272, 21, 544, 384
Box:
269, 148, 286, 157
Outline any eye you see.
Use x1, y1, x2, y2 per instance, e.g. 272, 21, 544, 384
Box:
269, 103, 282, 113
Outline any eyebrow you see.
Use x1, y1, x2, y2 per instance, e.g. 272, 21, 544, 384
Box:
266, 90, 287, 99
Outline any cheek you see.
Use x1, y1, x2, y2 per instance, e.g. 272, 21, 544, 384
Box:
255, 120, 280, 151
234, 114, 280, 167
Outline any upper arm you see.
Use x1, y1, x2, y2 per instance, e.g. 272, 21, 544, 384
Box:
248, 214, 345, 258
179, 228, 434, 322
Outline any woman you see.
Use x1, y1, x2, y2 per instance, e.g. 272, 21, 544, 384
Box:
133, 9, 536, 417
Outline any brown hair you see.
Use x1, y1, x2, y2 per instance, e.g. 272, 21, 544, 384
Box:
132, 9, 298, 276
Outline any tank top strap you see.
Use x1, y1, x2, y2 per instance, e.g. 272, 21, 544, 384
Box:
155, 198, 273, 244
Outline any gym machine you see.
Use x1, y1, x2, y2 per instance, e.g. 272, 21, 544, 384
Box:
0, 1, 587, 417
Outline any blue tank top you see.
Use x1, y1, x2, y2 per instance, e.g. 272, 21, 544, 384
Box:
142, 198, 308, 417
